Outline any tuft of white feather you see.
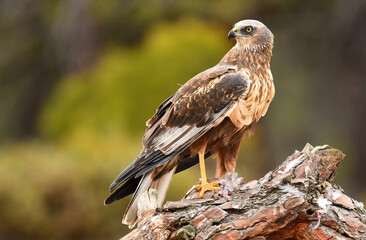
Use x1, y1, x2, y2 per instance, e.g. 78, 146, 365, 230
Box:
278, 154, 306, 174
278, 184, 300, 195
221, 172, 243, 197
317, 197, 332, 209
331, 191, 342, 201
354, 200, 364, 210
314, 197, 332, 229
304, 166, 311, 178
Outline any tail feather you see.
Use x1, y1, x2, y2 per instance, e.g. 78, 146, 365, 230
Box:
122, 166, 177, 228
151, 166, 177, 207
122, 171, 153, 227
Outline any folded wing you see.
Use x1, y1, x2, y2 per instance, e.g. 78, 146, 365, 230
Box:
108, 65, 249, 194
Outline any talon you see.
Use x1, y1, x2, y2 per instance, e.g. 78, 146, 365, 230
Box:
196, 181, 220, 197
196, 180, 219, 190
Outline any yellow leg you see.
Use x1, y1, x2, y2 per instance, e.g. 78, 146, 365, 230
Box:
196, 151, 220, 197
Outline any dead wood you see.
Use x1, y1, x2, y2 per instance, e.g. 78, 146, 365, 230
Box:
121, 144, 366, 240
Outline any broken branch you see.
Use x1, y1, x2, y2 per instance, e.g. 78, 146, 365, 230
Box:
122, 144, 366, 240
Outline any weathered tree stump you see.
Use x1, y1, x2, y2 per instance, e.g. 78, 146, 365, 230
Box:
122, 144, 366, 239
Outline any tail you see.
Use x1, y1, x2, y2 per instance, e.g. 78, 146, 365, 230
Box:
122, 166, 177, 228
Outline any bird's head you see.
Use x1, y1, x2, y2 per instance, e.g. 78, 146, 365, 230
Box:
228, 19, 274, 52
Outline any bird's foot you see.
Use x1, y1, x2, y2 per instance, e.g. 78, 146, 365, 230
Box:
196, 181, 220, 198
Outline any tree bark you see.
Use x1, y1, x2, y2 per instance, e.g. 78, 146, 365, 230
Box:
121, 144, 366, 240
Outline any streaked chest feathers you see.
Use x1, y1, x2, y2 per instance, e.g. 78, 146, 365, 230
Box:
229, 66, 274, 129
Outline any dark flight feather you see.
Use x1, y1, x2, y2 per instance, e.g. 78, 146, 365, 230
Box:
105, 152, 211, 205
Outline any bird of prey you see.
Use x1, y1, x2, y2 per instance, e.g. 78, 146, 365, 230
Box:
105, 19, 275, 228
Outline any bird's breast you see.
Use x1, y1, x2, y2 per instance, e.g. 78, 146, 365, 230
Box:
228, 69, 274, 130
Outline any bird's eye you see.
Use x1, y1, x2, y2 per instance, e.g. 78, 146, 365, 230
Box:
245, 26, 252, 33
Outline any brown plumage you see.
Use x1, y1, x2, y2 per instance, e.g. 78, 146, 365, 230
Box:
105, 19, 275, 228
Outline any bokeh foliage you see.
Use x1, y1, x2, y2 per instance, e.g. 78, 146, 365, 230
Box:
40, 19, 230, 139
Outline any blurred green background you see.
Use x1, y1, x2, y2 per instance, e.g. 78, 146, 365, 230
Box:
0, 0, 365, 239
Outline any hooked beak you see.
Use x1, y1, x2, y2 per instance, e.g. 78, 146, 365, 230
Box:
228, 30, 236, 40
228, 27, 238, 40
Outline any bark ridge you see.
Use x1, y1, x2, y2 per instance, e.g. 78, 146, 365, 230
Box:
122, 144, 366, 240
